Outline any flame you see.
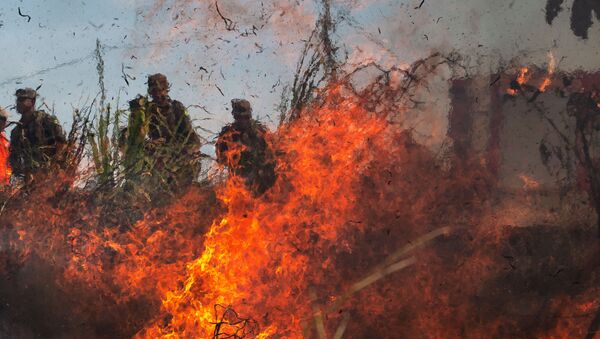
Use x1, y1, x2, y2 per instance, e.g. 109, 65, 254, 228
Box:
137, 85, 391, 337
538, 78, 552, 93
508, 58, 556, 95
539, 52, 556, 93
1, 64, 598, 338
517, 67, 530, 86
0, 132, 10, 185
506, 67, 530, 96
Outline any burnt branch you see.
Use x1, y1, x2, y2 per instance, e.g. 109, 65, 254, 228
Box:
279, 29, 327, 125
319, 0, 337, 78
17, 7, 31, 22
215, 1, 236, 31
278, 0, 342, 124
211, 305, 258, 338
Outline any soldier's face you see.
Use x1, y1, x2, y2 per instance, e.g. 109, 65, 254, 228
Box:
16, 97, 34, 114
233, 110, 251, 121
149, 87, 168, 104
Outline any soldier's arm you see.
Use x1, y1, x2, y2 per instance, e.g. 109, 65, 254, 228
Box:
257, 123, 278, 165
50, 117, 67, 144
215, 127, 231, 165
42, 115, 67, 163
175, 102, 201, 150
39, 114, 67, 146
182, 111, 201, 149
254, 122, 271, 151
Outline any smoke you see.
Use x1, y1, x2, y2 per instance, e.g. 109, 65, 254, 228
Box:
1, 1, 600, 337
124, 0, 600, 140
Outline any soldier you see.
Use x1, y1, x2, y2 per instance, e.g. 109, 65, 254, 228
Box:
9, 88, 66, 183
216, 99, 276, 195
126, 74, 201, 192
0, 108, 10, 185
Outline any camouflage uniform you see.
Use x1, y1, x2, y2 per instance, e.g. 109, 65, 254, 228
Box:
9, 88, 66, 180
145, 100, 199, 152
126, 74, 201, 192
216, 99, 276, 195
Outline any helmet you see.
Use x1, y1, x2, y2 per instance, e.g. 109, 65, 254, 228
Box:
147, 73, 170, 91
231, 99, 252, 118
15, 88, 37, 99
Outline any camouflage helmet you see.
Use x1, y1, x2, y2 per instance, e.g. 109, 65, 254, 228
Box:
231, 99, 252, 118
15, 88, 37, 100
147, 73, 170, 91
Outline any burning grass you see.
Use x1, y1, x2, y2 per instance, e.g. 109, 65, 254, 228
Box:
1, 59, 600, 338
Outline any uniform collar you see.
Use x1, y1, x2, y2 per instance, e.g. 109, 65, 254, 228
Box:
152, 97, 172, 109
20, 110, 41, 125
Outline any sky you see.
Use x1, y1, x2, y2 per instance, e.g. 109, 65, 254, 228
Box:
0, 0, 599, 150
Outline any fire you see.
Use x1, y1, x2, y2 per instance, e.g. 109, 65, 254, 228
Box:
138, 85, 392, 337
538, 78, 552, 93
517, 67, 530, 86
506, 67, 531, 96
1, 63, 599, 338
0, 132, 10, 185
538, 52, 556, 93
507, 56, 557, 96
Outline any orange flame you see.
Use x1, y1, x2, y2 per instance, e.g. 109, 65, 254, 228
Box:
506, 67, 530, 96
0, 132, 10, 185
517, 67, 530, 86
134, 85, 391, 337
2, 69, 596, 338
538, 52, 556, 93
538, 78, 552, 93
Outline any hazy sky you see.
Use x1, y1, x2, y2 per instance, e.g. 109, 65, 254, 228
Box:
0, 0, 599, 145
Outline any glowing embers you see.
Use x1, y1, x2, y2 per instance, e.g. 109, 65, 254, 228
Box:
517, 67, 530, 86
506, 67, 529, 96
507, 53, 556, 96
